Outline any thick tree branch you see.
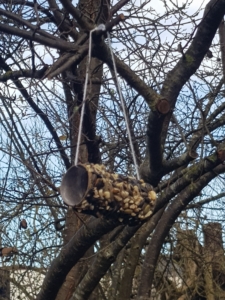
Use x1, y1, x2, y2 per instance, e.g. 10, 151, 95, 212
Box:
93, 42, 161, 109
59, 0, 94, 30
37, 217, 119, 300
219, 19, 225, 81
0, 23, 76, 51
71, 225, 139, 300
140, 113, 164, 185
142, 103, 225, 184
47, 0, 79, 40
105, 13, 126, 31
162, 151, 198, 175
154, 145, 225, 212
141, 150, 198, 185
45, 44, 89, 79
118, 208, 165, 300
0, 66, 48, 82
110, 0, 130, 16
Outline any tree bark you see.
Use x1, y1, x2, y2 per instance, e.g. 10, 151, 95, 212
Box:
0, 270, 10, 300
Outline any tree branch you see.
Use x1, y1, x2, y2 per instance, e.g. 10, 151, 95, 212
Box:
187, 192, 225, 209
140, 150, 198, 185
110, 0, 130, 16
118, 208, 165, 300
36, 217, 120, 300
0, 23, 76, 51
44, 44, 89, 79
93, 41, 161, 108
71, 225, 139, 300
0, 66, 48, 82
47, 0, 79, 40
60, 0, 94, 30
154, 145, 225, 212
219, 19, 225, 81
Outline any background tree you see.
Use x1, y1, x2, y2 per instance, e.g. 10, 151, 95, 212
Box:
0, 0, 225, 299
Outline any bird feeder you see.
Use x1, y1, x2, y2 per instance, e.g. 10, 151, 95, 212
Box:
60, 164, 156, 224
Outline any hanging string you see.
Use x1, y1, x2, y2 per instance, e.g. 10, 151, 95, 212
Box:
107, 32, 140, 180
74, 25, 140, 179
74, 25, 105, 166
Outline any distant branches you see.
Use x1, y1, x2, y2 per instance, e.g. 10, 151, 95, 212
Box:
0, 55, 70, 169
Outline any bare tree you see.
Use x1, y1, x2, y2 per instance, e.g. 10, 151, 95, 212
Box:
0, 0, 225, 299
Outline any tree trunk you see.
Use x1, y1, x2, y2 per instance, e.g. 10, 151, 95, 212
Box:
56, 1, 109, 299
0, 270, 10, 300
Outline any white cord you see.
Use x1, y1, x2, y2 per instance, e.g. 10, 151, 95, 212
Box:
107, 32, 140, 180
74, 26, 140, 180
74, 25, 105, 166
